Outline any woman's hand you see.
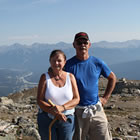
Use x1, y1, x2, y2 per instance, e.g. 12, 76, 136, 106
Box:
55, 112, 67, 122
51, 105, 65, 113
48, 106, 67, 122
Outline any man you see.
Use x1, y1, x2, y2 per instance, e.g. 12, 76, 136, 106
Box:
65, 32, 116, 140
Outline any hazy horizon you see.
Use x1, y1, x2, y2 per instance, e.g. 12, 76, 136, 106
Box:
1, 39, 140, 48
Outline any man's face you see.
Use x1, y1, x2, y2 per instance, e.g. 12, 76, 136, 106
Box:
74, 38, 90, 54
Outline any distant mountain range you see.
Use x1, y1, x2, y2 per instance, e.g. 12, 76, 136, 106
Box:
0, 40, 140, 96
110, 60, 140, 80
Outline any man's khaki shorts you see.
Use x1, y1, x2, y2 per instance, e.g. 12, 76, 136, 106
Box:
73, 105, 112, 140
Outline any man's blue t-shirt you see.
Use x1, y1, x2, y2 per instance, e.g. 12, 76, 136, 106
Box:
65, 56, 111, 106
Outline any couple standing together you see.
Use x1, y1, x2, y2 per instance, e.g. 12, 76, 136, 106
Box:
37, 32, 116, 140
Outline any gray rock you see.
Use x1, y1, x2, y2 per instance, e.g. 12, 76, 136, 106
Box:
0, 97, 13, 105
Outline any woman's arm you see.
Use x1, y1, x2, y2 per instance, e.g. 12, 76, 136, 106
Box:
37, 73, 67, 121
64, 73, 80, 109
54, 73, 80, 112
37, 73, 53, 113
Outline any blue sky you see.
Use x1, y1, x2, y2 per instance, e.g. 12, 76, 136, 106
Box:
0, 0, 140, 45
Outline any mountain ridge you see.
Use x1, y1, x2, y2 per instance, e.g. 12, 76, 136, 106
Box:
0, 40, 140, 96
1, 39, 140, 48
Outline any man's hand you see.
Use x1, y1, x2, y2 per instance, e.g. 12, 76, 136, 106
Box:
100, 97, 108, 106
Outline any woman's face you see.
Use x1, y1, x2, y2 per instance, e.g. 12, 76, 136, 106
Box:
50, 53, 66, 72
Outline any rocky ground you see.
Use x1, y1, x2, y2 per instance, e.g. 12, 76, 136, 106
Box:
0, 77, 140, 140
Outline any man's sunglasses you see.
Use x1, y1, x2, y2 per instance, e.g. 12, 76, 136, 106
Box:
76, 41, 88, 46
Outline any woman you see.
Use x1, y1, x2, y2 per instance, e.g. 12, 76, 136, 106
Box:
37, 50, 80, 140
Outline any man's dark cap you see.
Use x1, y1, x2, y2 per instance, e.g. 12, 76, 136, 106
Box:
74, 32, 89, 41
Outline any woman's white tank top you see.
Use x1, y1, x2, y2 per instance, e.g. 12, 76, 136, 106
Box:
45, 72, 73, 106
